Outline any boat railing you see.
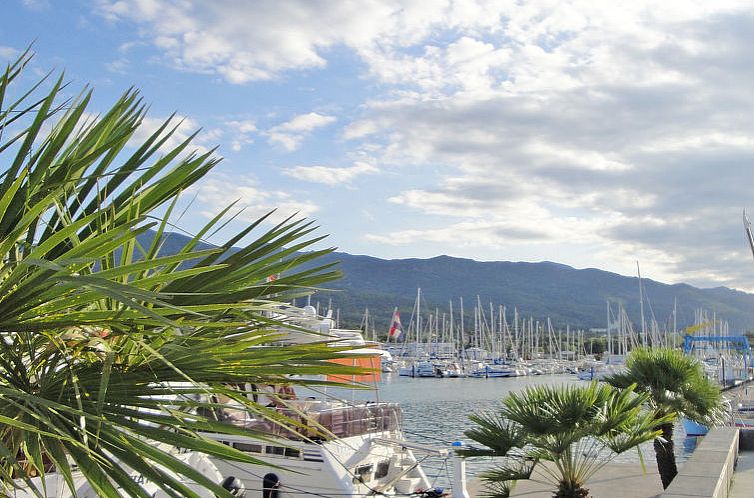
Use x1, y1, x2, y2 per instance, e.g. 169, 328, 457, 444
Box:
217, 401, 402, 441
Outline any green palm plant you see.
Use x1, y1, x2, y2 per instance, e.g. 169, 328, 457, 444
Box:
605, 347, 723, 489
462, 382, 666, 498
0, 49, 364, 497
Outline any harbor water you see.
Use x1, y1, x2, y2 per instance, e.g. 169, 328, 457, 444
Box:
326, 373, 700, 489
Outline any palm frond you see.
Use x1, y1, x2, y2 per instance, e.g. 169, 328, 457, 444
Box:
0, 50, 358, 497
465, 382, 661, 497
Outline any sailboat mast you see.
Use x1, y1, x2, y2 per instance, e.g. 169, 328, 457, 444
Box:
606, 301, 611, 356
637, 261, 646, 346
459, 297, 466, 356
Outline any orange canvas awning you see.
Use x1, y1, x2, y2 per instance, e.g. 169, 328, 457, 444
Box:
327, 354, 381, 383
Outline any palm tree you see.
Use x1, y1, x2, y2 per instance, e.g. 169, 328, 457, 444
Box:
605, 347, 723, 489
0, 50, 363, 497
462, 382, 666, 498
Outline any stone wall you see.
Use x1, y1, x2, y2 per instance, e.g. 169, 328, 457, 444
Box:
662, 427, 739, 498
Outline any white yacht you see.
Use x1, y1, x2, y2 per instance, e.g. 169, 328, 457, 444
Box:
9, 306, 469, 498
10, 450, 231, 498
204, 306, 469, 498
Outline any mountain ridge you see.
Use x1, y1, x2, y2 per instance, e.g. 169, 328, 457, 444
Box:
146, 231, 754, 333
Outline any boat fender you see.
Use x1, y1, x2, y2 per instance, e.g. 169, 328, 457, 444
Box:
220, 476, 246, 497
262, 473, 280, 498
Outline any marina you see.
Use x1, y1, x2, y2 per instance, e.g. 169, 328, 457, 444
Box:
6, 7, 754, 497
336, 373, 702, 489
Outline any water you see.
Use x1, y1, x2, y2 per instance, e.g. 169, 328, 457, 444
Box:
322, 374, 699, 488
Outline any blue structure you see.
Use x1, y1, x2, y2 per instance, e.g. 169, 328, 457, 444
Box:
682, 334, 752, 369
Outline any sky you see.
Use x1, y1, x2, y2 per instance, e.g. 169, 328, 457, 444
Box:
4, 0, 754, 291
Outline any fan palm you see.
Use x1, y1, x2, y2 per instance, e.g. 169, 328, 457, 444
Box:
605, 347, 723, 489
462, 382, 666, 498
0, 50, 364, 497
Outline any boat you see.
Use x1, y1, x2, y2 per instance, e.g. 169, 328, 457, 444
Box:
442, 361, 466, 378
468, 362, 515, 378
11, 305, 468, 498
11, 450, 235, 498
202, 305, 469, 497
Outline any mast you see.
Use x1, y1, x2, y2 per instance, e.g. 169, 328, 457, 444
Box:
637, 261, 646, 346
416, 288, 422, 348
449, 300, 455, 358
459, 297, 466, 357
513, 307, 519, 359
606, 301, 612, 356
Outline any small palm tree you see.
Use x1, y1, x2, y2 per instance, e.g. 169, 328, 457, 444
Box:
605, 347, 723, 489
0, 49, 365, 497
462, 382, 665, 498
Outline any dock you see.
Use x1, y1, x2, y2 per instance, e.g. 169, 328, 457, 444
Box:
467, 427, 754, 497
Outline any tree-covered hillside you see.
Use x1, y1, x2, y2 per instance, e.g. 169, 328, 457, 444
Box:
147, 232, 754, 334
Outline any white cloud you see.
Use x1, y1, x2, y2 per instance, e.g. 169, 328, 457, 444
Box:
106, 58, 130, 73
95, 0, 509, 82
93, 0, 754, 289
129, 114, 221, 158
22, 0, 50, 10
0, 46, 19, 60
266, 112, 336, 151
192, 174, 319, 224
282, 161, 378, 186
224, 119, 257, 151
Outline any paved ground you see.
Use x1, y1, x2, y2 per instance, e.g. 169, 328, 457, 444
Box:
730, 450, 754, 498
467, 463, 664, 498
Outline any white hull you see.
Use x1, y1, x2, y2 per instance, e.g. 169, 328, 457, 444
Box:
10, 451, 224, 498
209, 431, 431, 497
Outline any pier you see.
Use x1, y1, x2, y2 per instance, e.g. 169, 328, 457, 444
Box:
468, 427, 754, 497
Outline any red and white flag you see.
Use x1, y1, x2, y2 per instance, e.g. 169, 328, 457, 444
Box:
388, 310, 403, 339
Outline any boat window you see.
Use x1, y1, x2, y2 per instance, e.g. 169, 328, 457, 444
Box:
356, 463, 374, 477
234, 442, 263, 453
266, 445, 286, 456
284, 447, 301, 458
375, 460, 390, 479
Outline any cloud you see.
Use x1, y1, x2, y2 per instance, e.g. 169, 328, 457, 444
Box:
0, 46, 20, 60
224, 119, 257, 151
129, 114, 222, 158
191, 174, 319, 224
95, 0, 507, 82
336, 4, 754, 289
94, 0, 754, 289
22, 0, 50, 10
282, 161, 378, 185
106, 58, 130, 74
266, 112, 336, 151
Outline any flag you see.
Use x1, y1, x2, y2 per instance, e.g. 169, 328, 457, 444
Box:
388, 310, 403, 339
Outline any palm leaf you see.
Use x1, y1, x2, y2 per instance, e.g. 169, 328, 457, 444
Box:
0, 50, 361, 497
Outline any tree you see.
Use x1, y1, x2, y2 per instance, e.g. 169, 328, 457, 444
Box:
0, 50, 360, 497
605, 347, 723, 489
462, 382, 665, 498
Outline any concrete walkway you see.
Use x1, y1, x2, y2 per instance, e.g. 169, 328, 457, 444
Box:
730, 451, 754, 498
468, 463, 664, 498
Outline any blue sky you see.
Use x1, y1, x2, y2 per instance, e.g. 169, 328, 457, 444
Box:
5, 0, 754, 290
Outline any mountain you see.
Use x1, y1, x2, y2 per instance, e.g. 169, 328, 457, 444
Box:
310, 253, 754, 333
144, 231, 754, 333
